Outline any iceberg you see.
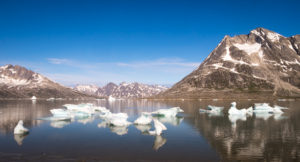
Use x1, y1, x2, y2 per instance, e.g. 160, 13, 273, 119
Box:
46, 97, 55, 101
155, 116, 184, 126
99, 111, 131, 127
228, 102, 247, 115
108, 95, 116, 102
63, 103, 99, 115
274, 105, 288, 110
149, 119, 167, 136
253, 103, 274, 113
199, 105, 224, 116
134, 112, 152, 125
152, 107, 184, 117
14, 120, 29, 135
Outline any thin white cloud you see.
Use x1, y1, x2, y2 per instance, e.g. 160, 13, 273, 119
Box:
47, 58, 71, 65
116, 58, 200, 68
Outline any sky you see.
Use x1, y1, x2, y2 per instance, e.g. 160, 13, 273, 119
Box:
0, 0, 300, 86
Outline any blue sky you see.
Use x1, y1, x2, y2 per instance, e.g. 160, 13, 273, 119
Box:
0, 0, 299, 86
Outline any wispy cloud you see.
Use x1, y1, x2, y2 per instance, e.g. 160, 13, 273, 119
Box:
40, 57, 202, 85
116, 58, 200, 68
47, 58, 71, 65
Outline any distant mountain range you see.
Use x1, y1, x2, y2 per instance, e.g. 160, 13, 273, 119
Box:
160, 28, 300, 99
74, 82, 168, 98
0, 64, 168, 99
0, 65, 92, 98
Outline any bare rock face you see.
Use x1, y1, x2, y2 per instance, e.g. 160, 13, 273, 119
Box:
0, 65, 91, 98
160, 28, 300, 99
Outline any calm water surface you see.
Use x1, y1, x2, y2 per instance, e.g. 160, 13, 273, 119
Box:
0, 99, 299, 161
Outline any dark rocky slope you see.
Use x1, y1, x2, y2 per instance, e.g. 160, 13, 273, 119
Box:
160, 28, 300, 99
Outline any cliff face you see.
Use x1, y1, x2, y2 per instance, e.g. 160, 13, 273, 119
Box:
160, 28, 300, 99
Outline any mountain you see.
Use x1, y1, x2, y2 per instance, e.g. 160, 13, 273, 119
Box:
75, 82, 168, 98
0, 64, 92, 98
74, 84, 99, 95
160, 28, 300, 99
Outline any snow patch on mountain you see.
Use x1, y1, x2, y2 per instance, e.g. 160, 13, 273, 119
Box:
75, 82, 168, 98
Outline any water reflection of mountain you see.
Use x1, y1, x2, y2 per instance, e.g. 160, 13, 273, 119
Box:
187, 101, 300, 161
0, 100, 51, 134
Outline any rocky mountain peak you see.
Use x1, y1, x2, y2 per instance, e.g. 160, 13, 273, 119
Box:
75, 82, 168, 98
161, 28, 300, 99
0, 64, 49, 87
0, 64, 91, 98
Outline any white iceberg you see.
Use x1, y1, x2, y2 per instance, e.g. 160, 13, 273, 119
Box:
134, 112, 152, 125
14, 120, 29, 135
253, 103, 274, 113
46, 97, 55, 101
155, 116, 184, 126
63, 103, 97, 115
274, 105, 288, 110
228, 102, 247, 115
99, 111, 131, 127
152, 107, 184, 117
149, 119, 167, 136
108, 96, 116, 102
199, 105, 224, 116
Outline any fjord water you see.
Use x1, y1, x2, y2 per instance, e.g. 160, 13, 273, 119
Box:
0, 99, 299, 161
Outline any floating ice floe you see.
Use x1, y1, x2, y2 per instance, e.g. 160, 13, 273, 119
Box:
99, 111, 131, 127
253, 103, 274, 113
274, 105, 288, 110
134, 112, 152, 125
14, 120, 29, 135
31, 96, 37, 100
108, 96, 116, 102
152, 107, 184, 117
46, 97, 55, 101
149, 119, 167, 136
63, 103, 100, 115
228, 102, 247, 115
253, 103, 286, 114
199, 105, 224, 116
155, 116, 184, 126
109, 117, 132, 127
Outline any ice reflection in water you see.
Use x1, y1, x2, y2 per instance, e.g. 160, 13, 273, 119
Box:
0, 99, 299, 161
195, 100, 300, 161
